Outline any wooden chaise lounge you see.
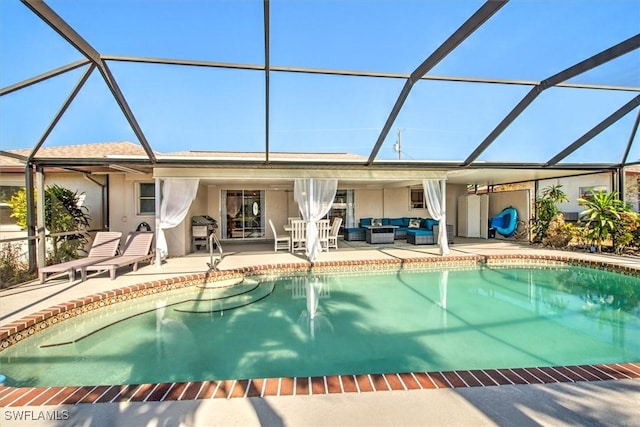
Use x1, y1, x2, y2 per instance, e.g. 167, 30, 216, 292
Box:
81, 231, 154, 280
38, 231, 122, 283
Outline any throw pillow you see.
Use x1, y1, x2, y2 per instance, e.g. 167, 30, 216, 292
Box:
408, 218, 421, 228
372, 218, 383, 227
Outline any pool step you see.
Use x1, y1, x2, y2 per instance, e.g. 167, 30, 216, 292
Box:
173, 280, 275, 313
196, 276, 246, 289
39, 277, 270, 348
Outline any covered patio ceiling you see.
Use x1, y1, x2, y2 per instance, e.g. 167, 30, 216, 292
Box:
1, 0, 639, 186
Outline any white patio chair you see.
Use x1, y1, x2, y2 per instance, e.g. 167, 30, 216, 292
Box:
290, 219, 306, 252
269, 219, 291, 252
326, 217, 342, 250
288, 216, 301, 225
317, 219, 331, 252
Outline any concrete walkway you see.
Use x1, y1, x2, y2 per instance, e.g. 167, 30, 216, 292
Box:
3, 379, 639, 426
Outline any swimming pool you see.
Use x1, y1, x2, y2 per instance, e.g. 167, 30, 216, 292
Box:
1, 262, 639, 388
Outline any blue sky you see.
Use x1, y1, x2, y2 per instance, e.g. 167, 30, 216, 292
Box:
1, 0, 638, 163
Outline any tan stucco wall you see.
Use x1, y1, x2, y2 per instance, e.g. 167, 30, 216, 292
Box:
354, 189, 384, 220
36, 172, 106, 231
265, 190, 289, 239
108, 173, 155, 249
382, 188, 410, 218
539, 173, 611, 213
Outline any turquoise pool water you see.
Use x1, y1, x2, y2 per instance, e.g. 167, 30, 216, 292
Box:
1, 265, 639, 387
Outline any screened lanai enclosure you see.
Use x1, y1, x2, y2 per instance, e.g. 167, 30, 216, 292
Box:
1, 0, 638, 172
0, 1, 639, 265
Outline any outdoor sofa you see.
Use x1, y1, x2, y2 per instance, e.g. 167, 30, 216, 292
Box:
344, 217, 440, 242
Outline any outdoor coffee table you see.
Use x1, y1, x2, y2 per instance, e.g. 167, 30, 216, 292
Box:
365, 225, 398, 244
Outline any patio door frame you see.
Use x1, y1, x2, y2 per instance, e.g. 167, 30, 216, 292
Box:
221, 189, 266, 240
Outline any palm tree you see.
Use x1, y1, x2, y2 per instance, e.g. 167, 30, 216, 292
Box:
578, 189, 630, 252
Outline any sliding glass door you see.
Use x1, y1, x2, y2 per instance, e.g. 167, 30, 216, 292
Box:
222, 190, 265, 239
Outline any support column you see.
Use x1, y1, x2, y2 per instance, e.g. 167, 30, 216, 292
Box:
25, 163, 36, 272
155, 177, 162, 267
439, 179, 450, 256
36, 166, 46, 271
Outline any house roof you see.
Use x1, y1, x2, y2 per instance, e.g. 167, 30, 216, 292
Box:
1, 141, 633, 188
0, 141, 151, 171
164, 151, 369, 162
2, 141, 148, 161
0, 142, 367, 165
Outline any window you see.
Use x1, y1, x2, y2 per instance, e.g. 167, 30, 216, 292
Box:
138, 182, 156, 215
410, 188, 425, 209
579, 185, 607, 199
0, 185, 23, 226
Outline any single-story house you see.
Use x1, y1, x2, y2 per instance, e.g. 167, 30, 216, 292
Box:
1, 142, 460, 259
5, 141, 635, 266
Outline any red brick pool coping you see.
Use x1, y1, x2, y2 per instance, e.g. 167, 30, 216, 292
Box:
1, 363, 639, 407
1, 253, 639, 406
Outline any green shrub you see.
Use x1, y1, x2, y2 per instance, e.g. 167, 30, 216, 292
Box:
531, 185, 568, 244
567, 222, 590, 249
8, 184, 91, 264
0, 243, 35, 288
611, 211, 640, 254
578, 189, 632, 253
541, 213, 573, 248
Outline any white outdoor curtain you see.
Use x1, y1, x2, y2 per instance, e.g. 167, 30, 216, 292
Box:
156, 178, 200, 260
422, 179, 450, 255
294, 178, 338, 261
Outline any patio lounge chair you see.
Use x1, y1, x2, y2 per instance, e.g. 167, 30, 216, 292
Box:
82, 231, 154, 280
38, 231, 122, 284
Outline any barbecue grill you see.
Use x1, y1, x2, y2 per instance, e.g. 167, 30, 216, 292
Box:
191, 215, 217, 251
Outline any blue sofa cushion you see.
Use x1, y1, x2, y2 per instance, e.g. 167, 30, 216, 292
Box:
382, 218, 391, 226
406, 229, 433, 236
360, 218, 372, 227
344, 227, 366, 241
389, 218, 404, 226
421, 218, 439, 231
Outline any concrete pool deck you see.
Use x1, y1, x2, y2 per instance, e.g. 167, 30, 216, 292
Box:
1, 238, 639, 426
